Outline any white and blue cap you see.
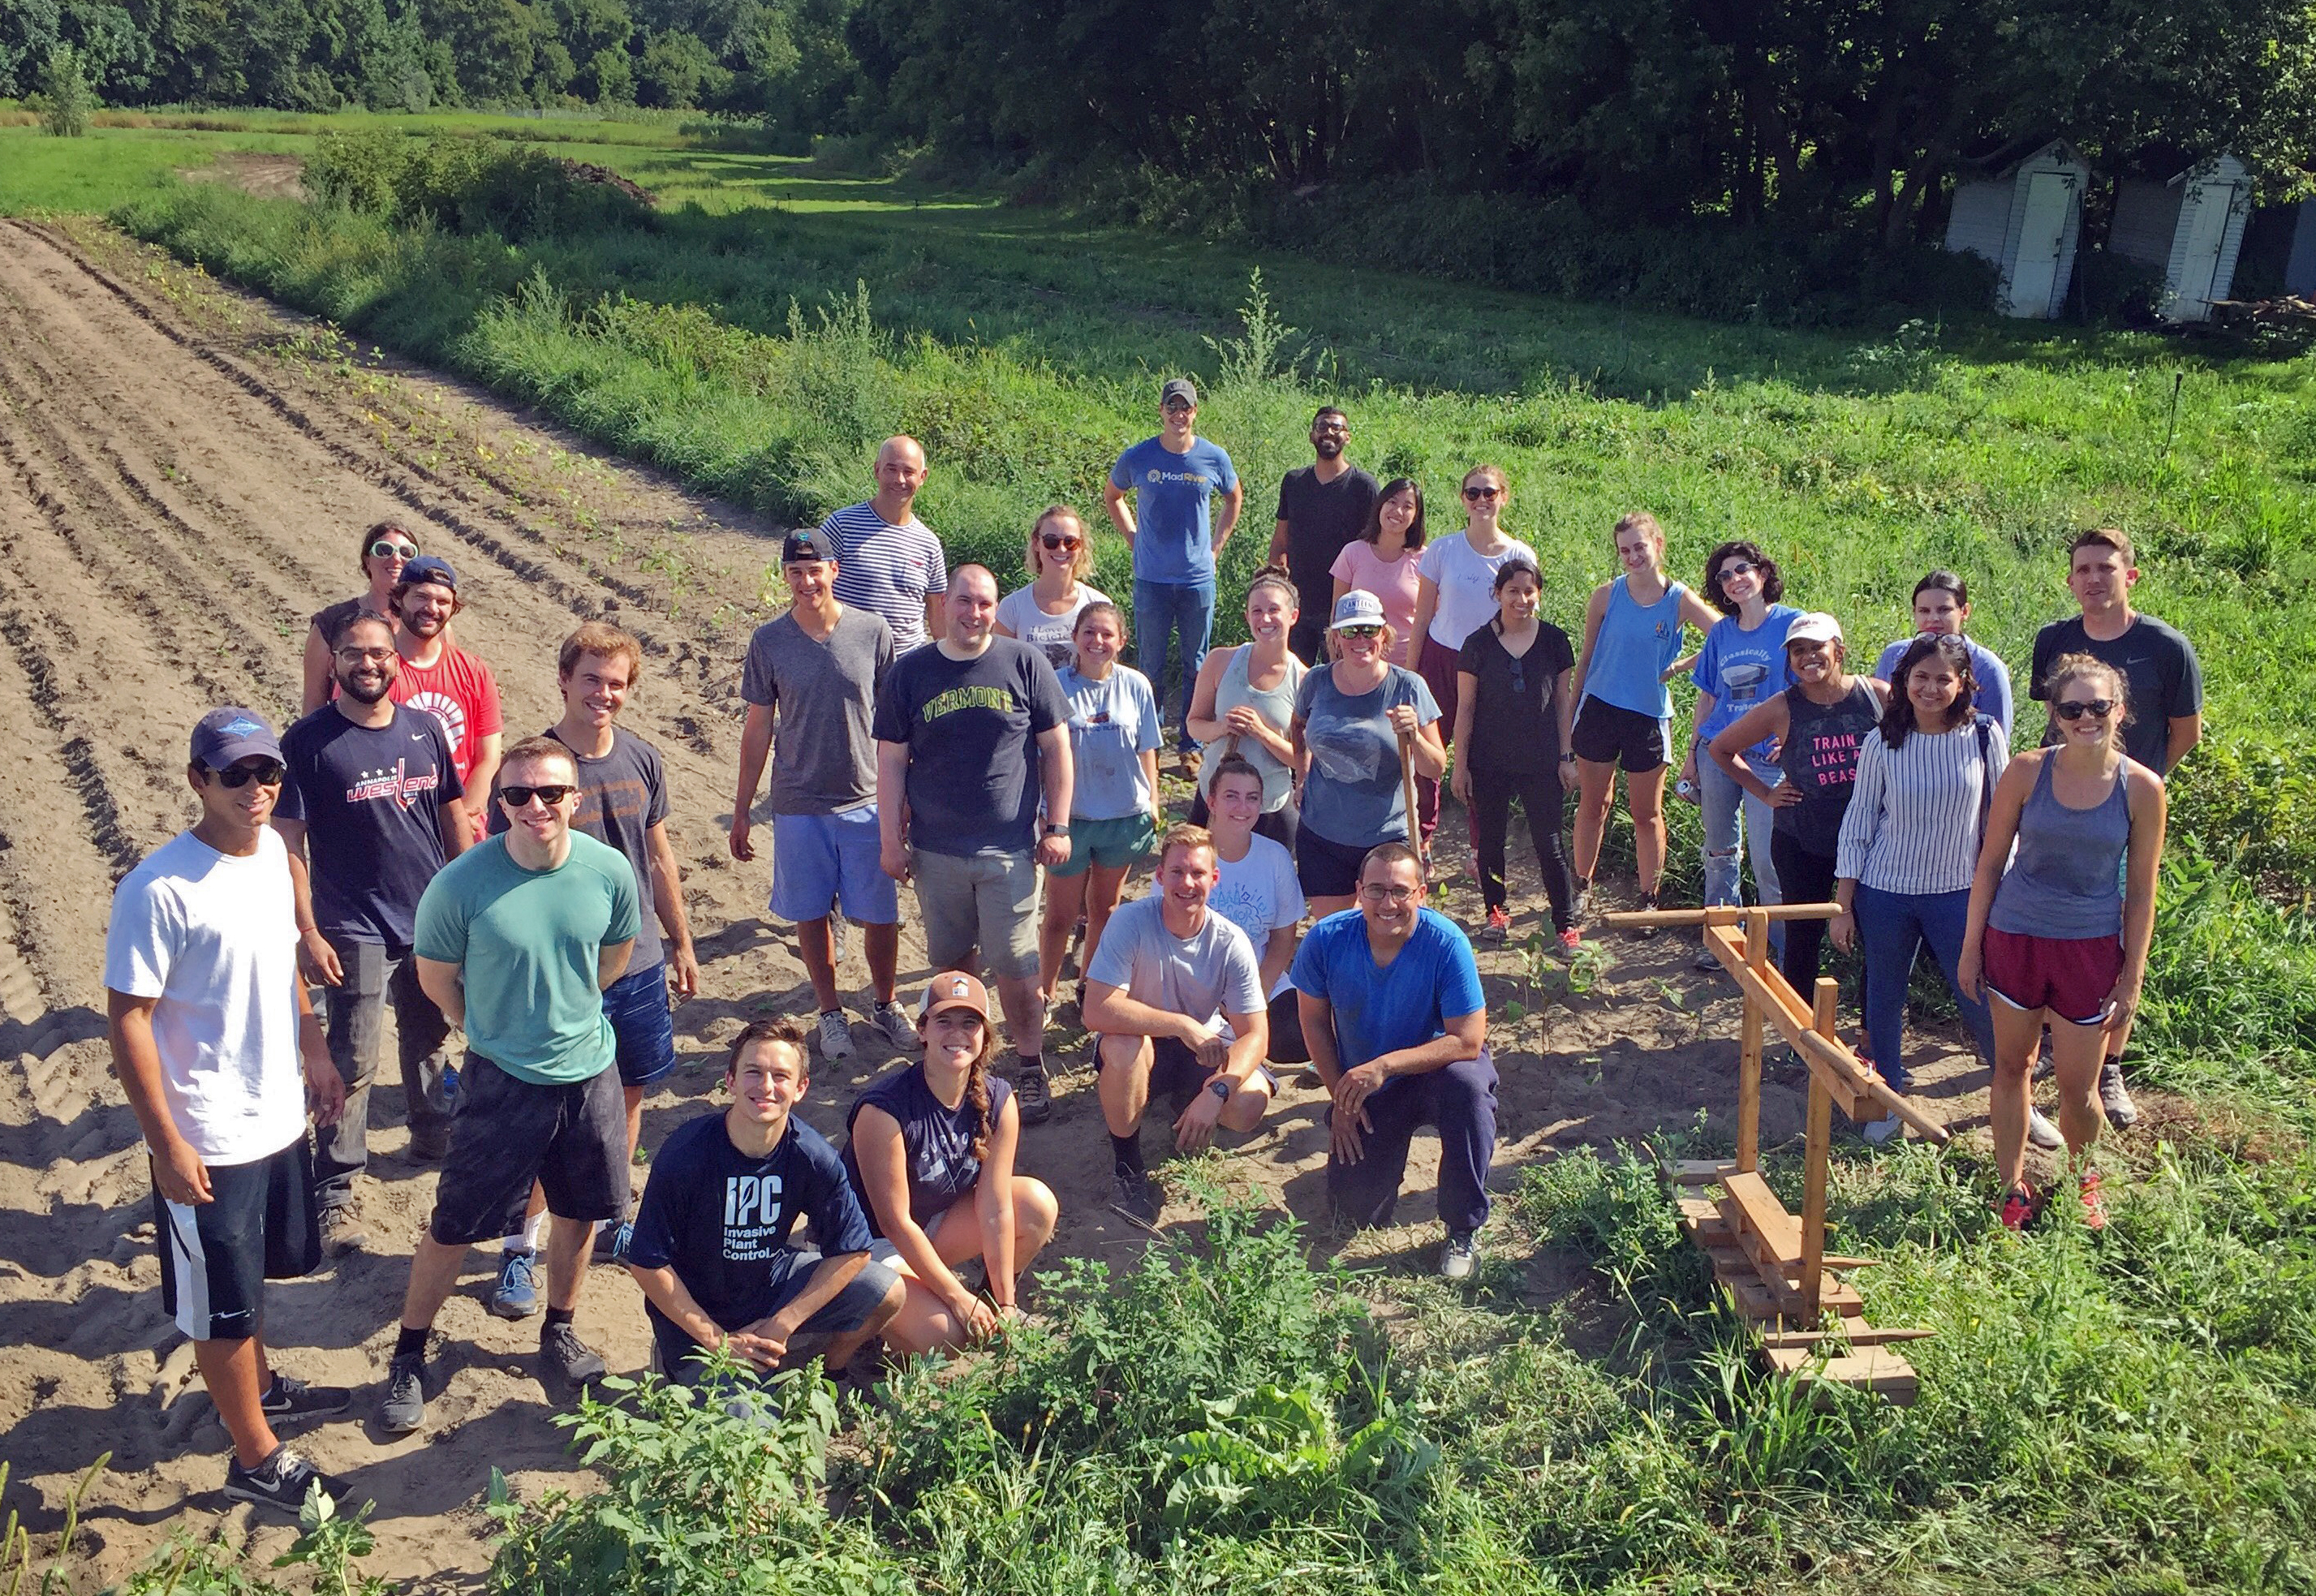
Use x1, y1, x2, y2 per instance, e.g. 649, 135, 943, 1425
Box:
190, 707, 282, 768
1328, 590, 1388, 631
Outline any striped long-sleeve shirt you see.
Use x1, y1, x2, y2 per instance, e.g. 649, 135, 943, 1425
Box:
1835, 717, 2008, 895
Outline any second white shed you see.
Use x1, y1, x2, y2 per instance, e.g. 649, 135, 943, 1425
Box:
1943, 140, 2090, 319
2111, 155, 2253, 321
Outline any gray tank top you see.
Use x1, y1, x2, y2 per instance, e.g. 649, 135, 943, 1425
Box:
1203, 645, 1304, 811
1987, 755, 2128, 940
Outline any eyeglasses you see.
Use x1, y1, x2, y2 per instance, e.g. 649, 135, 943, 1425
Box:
209, 760, 285, 789
1336, 625, 1383, 639
1163, 400, 1195, 413
369, 540, 419, 561
2054, 699, 2115, 721
499, 784, 577, 809
1717, 560, 1760, 581
1462, 485, 1501, 501
1040, 534, 1082, 552
334, 645, 394, 663
1360, 883, 1420, 903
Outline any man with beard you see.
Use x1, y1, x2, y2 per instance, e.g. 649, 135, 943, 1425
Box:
390, 556, 502, 838
278, 611, 469, 1253
1266, 407, 1377, 664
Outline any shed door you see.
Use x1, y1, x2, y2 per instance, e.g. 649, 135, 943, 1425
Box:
2171, 181, 2241, 320
2006, 172, 2073, 317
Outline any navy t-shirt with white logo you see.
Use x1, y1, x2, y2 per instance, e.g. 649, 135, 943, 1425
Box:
626, 1110, 875, 1339
278, 703, 463, 947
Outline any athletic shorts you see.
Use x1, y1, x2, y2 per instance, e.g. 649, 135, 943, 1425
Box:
1296, 825, 1379, 901
912, 847, 1040, 981
651, 1252, 899, 1386
1982, 927, 2122, 1027
1104, 1035, 1276, 1107
1047, 811, 1156, 878
602, 961, 679, 1088
428, 1055, 631, 1245
1571, 698, 1672, 773
769, 806, 898, 926
154, 1136, 321, 1342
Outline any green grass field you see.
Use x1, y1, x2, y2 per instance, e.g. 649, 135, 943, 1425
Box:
7, 114, 2316, 1596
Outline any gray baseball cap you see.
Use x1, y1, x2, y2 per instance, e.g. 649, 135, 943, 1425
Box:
1160, 377, 1199, 409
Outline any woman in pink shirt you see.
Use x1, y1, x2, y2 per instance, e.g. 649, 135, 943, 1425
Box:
1328, 477, 1425, 667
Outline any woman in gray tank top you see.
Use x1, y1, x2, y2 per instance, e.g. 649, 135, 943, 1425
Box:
1186, 570, 1306, 849
1961, 653, 2167, 1232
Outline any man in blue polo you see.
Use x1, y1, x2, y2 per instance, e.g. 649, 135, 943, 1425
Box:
1102, 377, 1242, 759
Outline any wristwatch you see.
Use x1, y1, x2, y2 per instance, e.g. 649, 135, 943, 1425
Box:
1206, 1077, 1231, 1103
1044, 822, 1071, 836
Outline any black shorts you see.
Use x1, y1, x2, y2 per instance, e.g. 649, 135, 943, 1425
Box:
1571, 699, 1672, 773
1107, 1035, 1277, 1105
155, 1136, 321, 1341
1296, 825, 1377, 901
428, 1054, 631, 1245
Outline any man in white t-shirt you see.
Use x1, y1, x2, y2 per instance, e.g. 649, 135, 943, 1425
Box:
105, 708, 351, 1516
1083, 824, 1271, 1226
820, 436, 949, 653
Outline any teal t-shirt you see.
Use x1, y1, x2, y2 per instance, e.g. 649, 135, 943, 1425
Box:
414, 832, 641, 1084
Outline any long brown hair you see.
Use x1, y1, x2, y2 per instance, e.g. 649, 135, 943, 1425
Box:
923, 1000, 1001, 1161
1879, 634, 1978, 747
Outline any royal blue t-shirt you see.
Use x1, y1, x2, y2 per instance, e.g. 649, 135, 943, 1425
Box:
1691, 604, 1800, 765
1290, 907, 1485, 1069
842, 1062, 1015, 1234
627, 1110, 874, 1341
278, 703, 463, 947
1109, 436, 1239, 584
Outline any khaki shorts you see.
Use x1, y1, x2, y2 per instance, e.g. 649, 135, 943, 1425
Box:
912, 847, 1040, 981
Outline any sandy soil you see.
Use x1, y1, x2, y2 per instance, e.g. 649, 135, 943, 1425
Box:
0, 217, 2004, 1589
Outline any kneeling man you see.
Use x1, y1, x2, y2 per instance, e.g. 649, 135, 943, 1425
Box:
1294, 841, 1494, 1279
626, 1017, 902, 1384
1084, 824, 1272, 1226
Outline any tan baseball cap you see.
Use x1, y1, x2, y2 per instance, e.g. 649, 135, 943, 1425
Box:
917, 971, 991, 1021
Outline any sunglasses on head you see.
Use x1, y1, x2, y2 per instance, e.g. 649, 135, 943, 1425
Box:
1462, 485, 1501, 501
499, 784, 577, 809
210, 760, 285, 789
2054, 699, 2115, 721
370, 540, 419, 561
1040, 533, 1082, 552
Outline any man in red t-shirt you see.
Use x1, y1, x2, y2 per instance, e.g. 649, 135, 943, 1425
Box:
390, 557, 503, 840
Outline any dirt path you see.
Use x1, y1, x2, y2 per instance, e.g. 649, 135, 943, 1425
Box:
0, 218, 1995, 1588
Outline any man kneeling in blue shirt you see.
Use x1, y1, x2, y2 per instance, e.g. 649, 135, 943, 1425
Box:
626, 1017, 902, 1385
1293, 841, 1496, 1281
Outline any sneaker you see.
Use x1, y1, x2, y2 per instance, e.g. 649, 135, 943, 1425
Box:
259, 1374, 351, 1422
2077, 1171, 2109, 1231
1557, 926, 1582, 953
1440, 1232, 1479, 1280
2098, 1060, 2139, 1128
318, 1207, 367, 1258
488, 1248, 540, 1319
1014, 1060, 1053, 1125
223, 1445, 345, 1516
1860, 1113, 1905, 1146
592, 1219, 632, 1264
870, 999, 916, 1051
1570, 879, 1594, 925
816, 1010, 855, 1061
1629, 898, 1660, 940
1693, 946, 1722, 972
378, 1351, 428, 1435
540, 1322, 607, 1390
1999, 1182, 2037, 1232
1109, 1168, 1160, 1229
1482, 905, 1511, 944
2026, 1105, 2064, 1151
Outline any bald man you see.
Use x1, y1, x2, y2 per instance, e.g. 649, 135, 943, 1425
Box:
820, 437, 948, 653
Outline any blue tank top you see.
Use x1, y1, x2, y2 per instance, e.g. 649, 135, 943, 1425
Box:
1987, 755, 2129, 940
1582, 576, 1688, 719
842, 1063, 1013, 1233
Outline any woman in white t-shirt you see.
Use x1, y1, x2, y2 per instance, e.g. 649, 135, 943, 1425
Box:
1328, 477, 1425, 667
1199, 754, 1310, 1063
1409, 464, 1539, 841
994, 505, 1109, 673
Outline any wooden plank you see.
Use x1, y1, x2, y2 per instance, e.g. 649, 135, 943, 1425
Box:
1736, 910, 1768, 1170
1664, 1159, 1741, 1187
1600, 902, 1844, 927
1717, 1172, 1802, 1258
1761, 1326, 1934, 1349
1765, 1345, 1920, 1405
1798, 978, 1839, 1319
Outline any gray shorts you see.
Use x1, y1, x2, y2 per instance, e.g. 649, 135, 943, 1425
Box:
912, 847, 1040, 981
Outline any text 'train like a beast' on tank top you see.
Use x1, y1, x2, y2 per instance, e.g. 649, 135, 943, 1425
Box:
1774, 680, 1881, 856
1582, 576, 1689, 720
1987, 755, 2129, 940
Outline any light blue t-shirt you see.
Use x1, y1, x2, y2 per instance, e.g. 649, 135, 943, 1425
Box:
1109, 436, 1239, 584
1873, 635, 2015, 740
1294, 664, 1440, 848
1058, 663, 1162, 821
1691, 604, 1800, 765
1290, 907, 1484, 1069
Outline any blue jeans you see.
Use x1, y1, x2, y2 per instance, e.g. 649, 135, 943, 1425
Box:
1133, 576, 1215, 746
1853, 883, 1995, 1095
1698, 755, 1784, 956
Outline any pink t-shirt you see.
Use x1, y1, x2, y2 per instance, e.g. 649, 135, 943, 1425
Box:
1328, 541, 1423, 665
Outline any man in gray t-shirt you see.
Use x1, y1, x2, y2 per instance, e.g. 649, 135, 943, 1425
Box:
1082, 825, 1272, 1225
731, 530, 908, 1059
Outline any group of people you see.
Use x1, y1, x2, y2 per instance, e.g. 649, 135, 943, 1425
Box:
101, 385, 2195, 1519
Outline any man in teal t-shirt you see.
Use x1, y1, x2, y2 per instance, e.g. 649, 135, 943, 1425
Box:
377, 738, 640, 1435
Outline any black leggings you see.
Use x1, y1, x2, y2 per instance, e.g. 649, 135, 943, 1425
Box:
1470, 766, 1574, 928
1768, 830, 1840, 1000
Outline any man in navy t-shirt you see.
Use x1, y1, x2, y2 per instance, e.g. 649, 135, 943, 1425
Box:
277, 610, 468, 1247
1102, 377, 1243, 755
1292, 841, 1495, 1280
626, 1017, 901, 1385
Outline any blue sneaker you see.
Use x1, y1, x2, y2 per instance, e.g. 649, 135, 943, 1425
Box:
592, 1219, 632, 1264
488, 1248, 540, 1319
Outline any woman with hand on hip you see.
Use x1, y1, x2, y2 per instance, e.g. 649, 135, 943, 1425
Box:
1186, 569, 1305, 850
994, 505, 1110, 672
1409, 465, 1537, 843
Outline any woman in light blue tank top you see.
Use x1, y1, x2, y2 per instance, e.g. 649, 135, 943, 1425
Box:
1961, 653, 2167, 1231
1569, 513, 1720, 925
1186, 571, 1305, 850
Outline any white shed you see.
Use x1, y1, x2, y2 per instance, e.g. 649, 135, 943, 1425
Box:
2111, 155, 2253, 321
1942, 140, 2090, 319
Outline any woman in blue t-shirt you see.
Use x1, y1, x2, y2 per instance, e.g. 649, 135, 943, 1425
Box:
1678, 540, 1801, 965
844, 973, 1058, 1354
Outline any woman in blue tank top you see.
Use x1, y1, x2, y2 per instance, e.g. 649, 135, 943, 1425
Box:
843, 973, 1059, 1353
1961, 654, 2167, 1232
1569, 513, 1720, 927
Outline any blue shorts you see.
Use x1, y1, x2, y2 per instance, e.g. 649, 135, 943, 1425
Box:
603, 961, 679, 1088
769, 807, 898, 927
651, 1251, 899, 1386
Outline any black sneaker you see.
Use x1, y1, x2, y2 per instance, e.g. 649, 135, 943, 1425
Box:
1109, 1168, 1160, 1229
592, 1218, 633, 1264
223, 1444, 346, 1517
378, 1350, 428, 1435
260, 1374, 351, 1422
1014, 1061, 1053, 1125
540, 1322, 607, 1390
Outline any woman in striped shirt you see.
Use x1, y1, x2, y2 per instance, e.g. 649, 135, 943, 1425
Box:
1832, 635, 2008, 1144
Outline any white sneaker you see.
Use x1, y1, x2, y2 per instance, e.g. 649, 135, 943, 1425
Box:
1861, 1113, 1905, 1146
1440, 1232, 1479, 1280
2026, 1106, 2064, 1151
816, 1010, 855, 1060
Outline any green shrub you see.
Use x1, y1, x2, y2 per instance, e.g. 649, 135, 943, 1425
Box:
33, 45, 95, 137
305, 130, 651, 240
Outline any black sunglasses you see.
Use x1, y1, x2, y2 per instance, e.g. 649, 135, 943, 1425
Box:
1040, 534, 1082, 551
2054, 699, 2115, 721
209, 760, 286, 789
499, 784, 578, 808
1462, 485, 1501, 501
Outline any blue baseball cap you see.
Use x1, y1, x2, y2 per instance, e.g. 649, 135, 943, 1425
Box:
189, 707, 282, 768
399, 554, 458, 590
